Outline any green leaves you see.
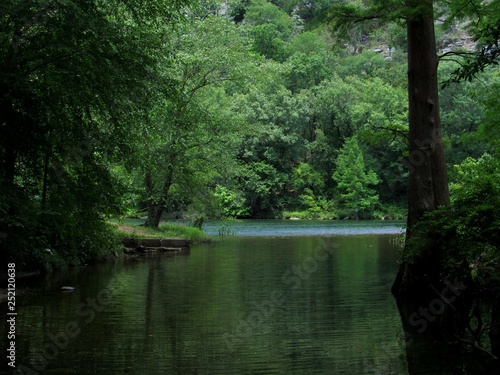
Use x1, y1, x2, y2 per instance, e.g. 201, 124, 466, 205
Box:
332, 136, 379, 219
440, 0, 500, 86
407, 153, 500, 286
0, 0, 190, 267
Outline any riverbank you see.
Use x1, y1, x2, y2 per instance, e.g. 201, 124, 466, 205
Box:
109, 221, 212, 243
280, 209, 407, 220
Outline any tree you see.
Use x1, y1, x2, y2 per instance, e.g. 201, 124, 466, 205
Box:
438, 60, 490, 165
404, 0, 449, 231
245, 0, 295, 61
326, 0, 450, 296
323, 6, 492, 365
332, 136, 379, 219
0, 0, 189, 268
142, 15, 254, 228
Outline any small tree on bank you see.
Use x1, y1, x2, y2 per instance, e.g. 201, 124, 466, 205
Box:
332, 136, 379, 219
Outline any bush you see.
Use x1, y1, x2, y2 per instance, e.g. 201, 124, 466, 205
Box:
404, 154, 500, 287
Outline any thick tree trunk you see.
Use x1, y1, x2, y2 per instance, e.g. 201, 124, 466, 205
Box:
405, 2, 449, 231
391, 4, 476, 364
146, 201, 165, 229
392, 1, 450, 298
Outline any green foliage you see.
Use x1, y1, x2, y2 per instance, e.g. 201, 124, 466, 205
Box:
299, 188, 336, 218
213, 185, 250, 218
332, 136, 379, 219
372, 203, 407, 220
0, 0, 190, 270
250, 23, 289, 60
441, 0, 500, 86
139, 15, 254, 227
292, 162, 324, 195
288, 163, 335, 218
2, 0, 497, 274
157, 223, 208, 243
238, 161, 287, 217
438, 61, 492, 165
477, 75, 500, 154
405, 154, 500, 287
244, 0, 295, 61
227, 0, 251, 23
285, 52, 330, 92
246, 0, 295, 36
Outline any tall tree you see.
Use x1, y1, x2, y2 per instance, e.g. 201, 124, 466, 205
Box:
142, 15, 254, 228
324, 2, 479, 368
332, 136, 379, 219
405, 0, 449, 230
0, 0, 189, 268
325, 0, 450, 296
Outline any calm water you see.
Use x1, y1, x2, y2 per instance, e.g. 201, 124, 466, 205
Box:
202, 219, 405, 236
3, 221, 413, 374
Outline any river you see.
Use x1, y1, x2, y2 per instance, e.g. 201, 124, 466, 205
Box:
3, 220, 453, 374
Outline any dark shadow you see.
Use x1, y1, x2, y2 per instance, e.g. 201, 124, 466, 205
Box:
395, 295, 500, 374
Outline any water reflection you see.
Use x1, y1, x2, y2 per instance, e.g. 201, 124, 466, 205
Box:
5, 233, 410, 374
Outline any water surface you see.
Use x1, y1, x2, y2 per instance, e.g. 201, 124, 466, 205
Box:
203, 219, 405, 237
3, 222, 409, 374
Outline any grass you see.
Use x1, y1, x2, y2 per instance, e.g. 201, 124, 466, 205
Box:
108, 221, 211, 243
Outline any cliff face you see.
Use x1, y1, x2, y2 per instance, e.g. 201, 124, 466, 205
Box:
437, 33, 476, 54
367, 33, 475, 61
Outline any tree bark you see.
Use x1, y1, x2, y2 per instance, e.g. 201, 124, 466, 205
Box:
145, 170, 156, 225
392, 1, 450, 297
405, 1, 449, 231
145, 164, 174, 228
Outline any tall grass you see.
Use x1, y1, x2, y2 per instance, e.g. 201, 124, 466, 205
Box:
109, 221, 211, 243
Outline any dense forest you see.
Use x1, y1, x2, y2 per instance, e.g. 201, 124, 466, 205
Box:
2, 0, 500, 368
1, 0, 499, 281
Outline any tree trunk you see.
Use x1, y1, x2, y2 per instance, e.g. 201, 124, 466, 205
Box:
144, 164, 174, 229
145, 171, 156, 225
392, 1, 450, 298
146, 201, 165, 229
41, 149, 50, 211
405, 1, 449, 232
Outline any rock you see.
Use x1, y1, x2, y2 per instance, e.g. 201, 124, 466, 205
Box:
139, 238, 162, 247
161, 239, 189, 247
61, 286, 75, 292
121, 238, 138, 247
